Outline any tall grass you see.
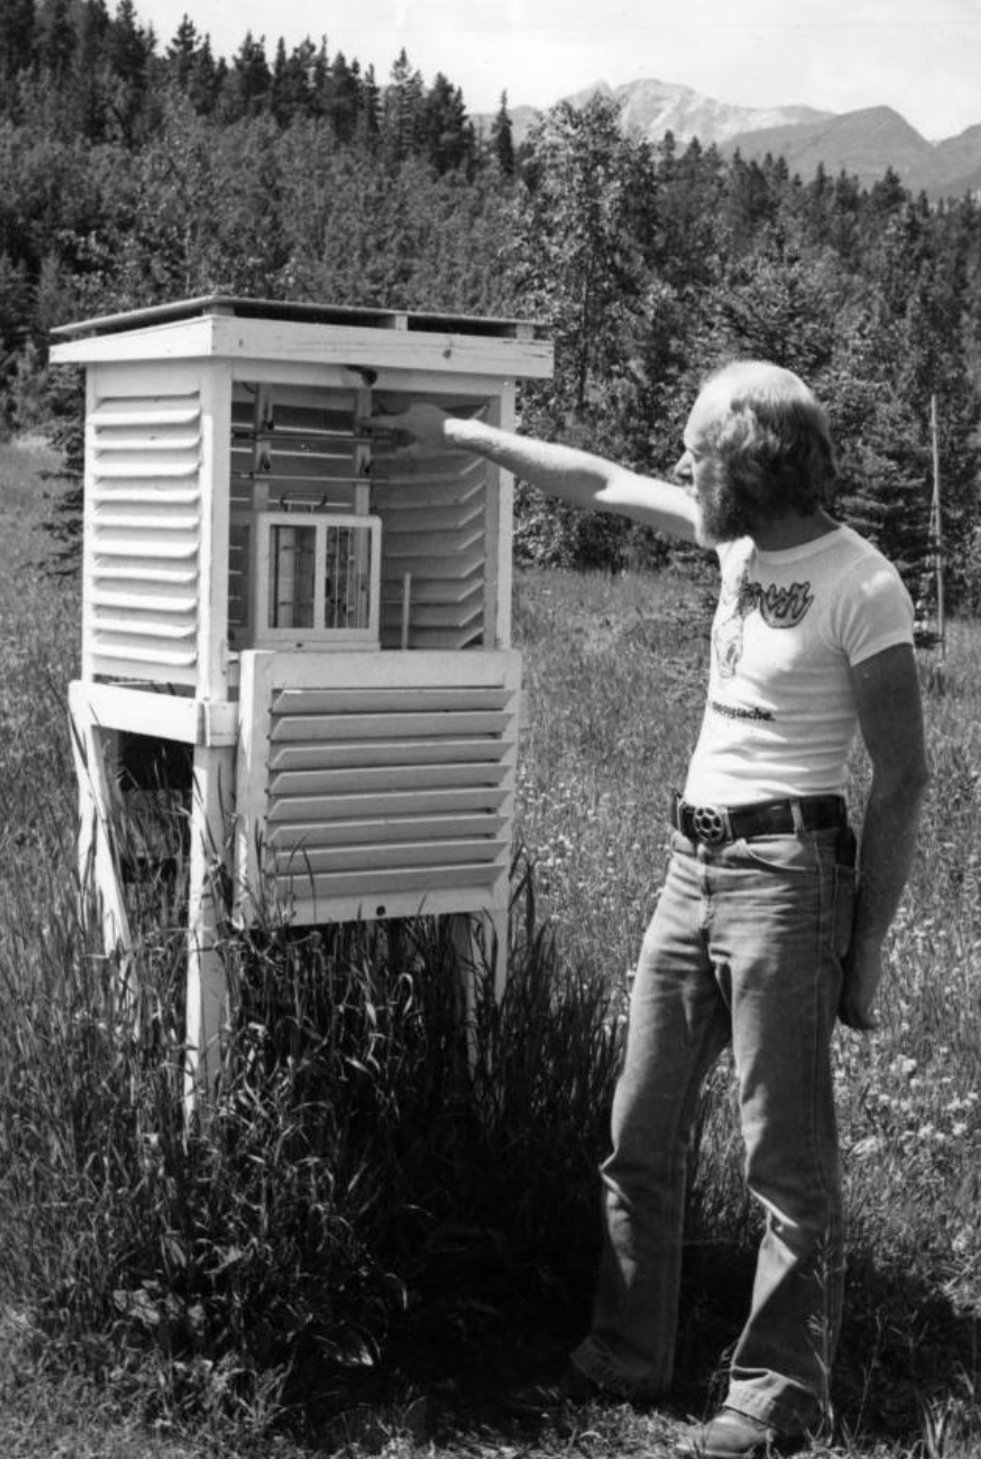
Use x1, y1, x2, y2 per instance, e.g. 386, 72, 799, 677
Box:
2, 439, 981, 1454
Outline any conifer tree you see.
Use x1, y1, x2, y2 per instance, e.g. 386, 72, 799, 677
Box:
382, 48, 424, 163
421, 72, 471, 174
490, 91, 515, 177
165, 14, 200, 92
105, 0, 154, 144
35, 0, 75, 88
221, 31, 271, 121
0, 0, 36, 105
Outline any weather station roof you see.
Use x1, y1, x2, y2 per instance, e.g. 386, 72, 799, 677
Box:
49, 295, 553, 378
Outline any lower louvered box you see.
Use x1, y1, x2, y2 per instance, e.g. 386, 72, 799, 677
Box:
234, 649, 520, 929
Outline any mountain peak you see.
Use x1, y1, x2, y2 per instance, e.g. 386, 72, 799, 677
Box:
491, 78, 980, 201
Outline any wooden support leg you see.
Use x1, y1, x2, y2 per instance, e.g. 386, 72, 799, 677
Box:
67, 682, 133, 985
487, 907, 508, 1004
449, 908, 509, 1070
184, 743, 236, 1121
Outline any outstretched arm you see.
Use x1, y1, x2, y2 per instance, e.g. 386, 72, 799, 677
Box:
381, 402, 699, 542
840, 642, 929, 1030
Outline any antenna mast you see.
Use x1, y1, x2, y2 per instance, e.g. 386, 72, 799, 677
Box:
929, 394, 946, 660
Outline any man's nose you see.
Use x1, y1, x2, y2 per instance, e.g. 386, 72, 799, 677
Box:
674, 452, 692, 484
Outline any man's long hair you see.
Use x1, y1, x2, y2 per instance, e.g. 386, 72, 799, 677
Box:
700, 361, 838, 521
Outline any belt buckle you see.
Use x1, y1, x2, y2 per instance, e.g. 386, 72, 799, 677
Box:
690, 804, 728, 845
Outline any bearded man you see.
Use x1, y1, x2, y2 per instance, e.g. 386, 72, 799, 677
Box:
387, 361, 928, 1459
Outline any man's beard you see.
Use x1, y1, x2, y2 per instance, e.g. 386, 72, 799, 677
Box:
696, 474, 754, 547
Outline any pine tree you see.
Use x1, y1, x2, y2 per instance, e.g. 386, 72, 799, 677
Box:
382, 48, 424, 163
65, 0, 112, 141
165, 14, 199, 92
0, 0, 36, 111
327, 51, 361, 143
221, 31, 271, 121
186, 36, 220, 115
270, 36, 315, 126
509, 97, 660, 566
35, 0, 75, 88
489, 91, 514, 177
105, 0, 154, 144
421, 72, 470, 174
357, 62, 380, 142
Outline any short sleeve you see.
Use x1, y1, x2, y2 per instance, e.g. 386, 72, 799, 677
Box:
831, 554, 915, 667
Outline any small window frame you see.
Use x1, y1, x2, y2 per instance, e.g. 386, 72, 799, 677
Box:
252, 511, 382, 648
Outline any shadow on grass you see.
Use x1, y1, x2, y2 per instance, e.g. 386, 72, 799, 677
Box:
291, 1235, 981, 1456
834, 1248, 981, 1447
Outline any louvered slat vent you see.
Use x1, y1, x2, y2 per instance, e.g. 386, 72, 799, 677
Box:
263, 680, 515, 910
88, 392, 202, 683
373, 452, 487, 650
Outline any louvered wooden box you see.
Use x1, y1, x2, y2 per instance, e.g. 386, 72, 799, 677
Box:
52, 297, 552, 1102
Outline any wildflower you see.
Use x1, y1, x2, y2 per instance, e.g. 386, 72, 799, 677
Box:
852, 1135, 885, 1159
890, 1055, 918, 1079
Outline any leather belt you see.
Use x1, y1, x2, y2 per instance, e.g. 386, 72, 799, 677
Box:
672, 792, 846, 846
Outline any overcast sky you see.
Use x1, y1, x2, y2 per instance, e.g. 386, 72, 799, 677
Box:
135, 0, 981, 141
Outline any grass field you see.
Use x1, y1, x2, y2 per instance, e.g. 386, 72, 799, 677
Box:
1, 436, 980, 1457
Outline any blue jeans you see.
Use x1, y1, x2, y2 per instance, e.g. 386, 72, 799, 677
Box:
573, 825, 856, 1431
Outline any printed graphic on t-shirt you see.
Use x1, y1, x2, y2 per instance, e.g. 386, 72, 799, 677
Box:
713, 567, 815, 679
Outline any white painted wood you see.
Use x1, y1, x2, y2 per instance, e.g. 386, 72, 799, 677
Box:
96, 561, 197, 584
67, 682, 133, 970
68, 683, 237, 747
184, 741, 236, 1117
265, 648, 518, 690
80, 371, 99, 680
95, 537, 199, 560
94, 612, 197, 639
232, 651, 276, 922
282, 863, 504, 900
270, 710, 514, 742
92, 643, 197, 670
382, 600, 483, 632
270, 761, 509, 795
281, 873, 510, 927
94, 459, 199, 480
73, 682, 198, 741
269, 787, 510, 821
85, 364, 204, 687
269, 812, 507, 846
382, 548, 484, 581
371, 456, 486, 493
52, 314, 553, 380
487, 385, 516, 649
94, 485, 201, 506
380, 574, 481, 606
252, 512, 381, 647
92, 586, 198, 612
274, 839, 507, 873
269, 737, 506, 771
272, 685, 509, 713
53, 313, 553, 378
199, 361, 232, 702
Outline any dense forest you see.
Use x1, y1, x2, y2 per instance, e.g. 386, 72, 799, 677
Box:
2, 0, 981, 610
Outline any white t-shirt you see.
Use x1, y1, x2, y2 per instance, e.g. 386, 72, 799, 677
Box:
683, 525, 914, 805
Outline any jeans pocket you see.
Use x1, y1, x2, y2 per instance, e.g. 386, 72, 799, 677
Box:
735, 833, 822, 874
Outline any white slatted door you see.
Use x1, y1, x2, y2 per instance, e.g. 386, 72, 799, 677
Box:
86, 389, 202, 684
235, 651, 520, 925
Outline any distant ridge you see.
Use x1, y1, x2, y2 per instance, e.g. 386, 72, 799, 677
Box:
485, 78, 981, 201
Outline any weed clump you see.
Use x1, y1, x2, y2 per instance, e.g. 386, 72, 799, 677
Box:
0, 830, 623, 1428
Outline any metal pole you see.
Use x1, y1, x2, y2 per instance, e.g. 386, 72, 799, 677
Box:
930, 394, 945, 659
